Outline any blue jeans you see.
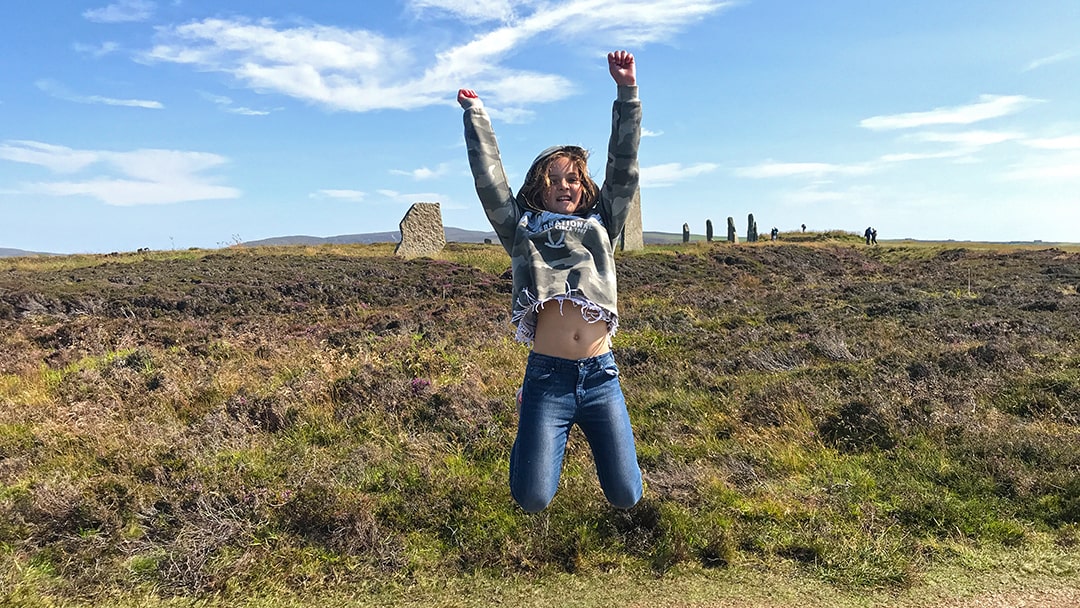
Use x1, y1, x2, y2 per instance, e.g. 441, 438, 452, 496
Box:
510, 351, 643, 513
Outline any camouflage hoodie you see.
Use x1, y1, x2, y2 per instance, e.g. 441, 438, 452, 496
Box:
460, 85, 641, 342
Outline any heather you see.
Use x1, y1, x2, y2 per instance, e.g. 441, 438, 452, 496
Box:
1, 236, 1078, 606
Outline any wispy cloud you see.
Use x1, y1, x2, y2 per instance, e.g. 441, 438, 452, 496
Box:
878, 149, 973, 163
642, 128, 664, 138
36, 79, 163, 109
1023, 49, 1079, 72
73, 41, 121, 58
734, 161, 873, 179
375, 189, 446, 204
83, 0, 155, 24
391, 163, 453, 180
311, 189, 366, 201
641, 162, 719, 187
860, 95, 1039, 131
1002, 158, 1080, 181
0, 140, 238, 205
199, 92, 272, 115
907, 130, 1025, 147
373, 189, 466, 209
1022, 135, 1080, 150
0, 141, 100, 173
781, 186, 856, 205
407, 0, 516, 23
141, 1, 734, 112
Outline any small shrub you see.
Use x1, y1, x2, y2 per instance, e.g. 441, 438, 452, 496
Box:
818, 400, 897, 453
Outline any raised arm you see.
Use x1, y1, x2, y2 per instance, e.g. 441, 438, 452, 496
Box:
459, 88, 520, 254
597, 51, 641, 242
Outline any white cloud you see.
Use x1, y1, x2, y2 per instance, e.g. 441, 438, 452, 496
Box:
311, 189, 367, 201
1003, 163, 1080, 181
141, 1, 734, 112
407, 0, 517, 23
641, 162, 719, 187
781, 187, 850, 205
0, 140, 239, 206
0, 141, 101, 173
1023, 49, 1079, 72
908, 130, 1024, 147
1002, 154, 1080, 181
1022, 135, 1080, 150
879, 149, 973, 163
391, 163, 452, 180
642, 128, 664, 137
36, 79, 163, 109
734, 161, 873, 179
199, 91, 271, 115
376, 189, 446, 205
860, 95, 1040, 131
83, 0, 155, 23
485, 106, 537, 123
73, 41, 121, 58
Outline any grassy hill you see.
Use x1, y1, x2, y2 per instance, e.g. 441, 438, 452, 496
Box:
1, 236, 1078, 607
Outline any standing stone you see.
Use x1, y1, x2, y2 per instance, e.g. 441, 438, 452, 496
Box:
682, 223, 690, 243
706, 219, 714, 242
747, 213, 758, 243
620, 190, 644, 251
727, 217, 737, 243
395, 202, 445, 258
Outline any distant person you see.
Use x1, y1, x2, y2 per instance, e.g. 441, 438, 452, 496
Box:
457, 50, 643, 513
871, 228, 878, 245
770, 227, 779, 241
864, 227, 873, 245
801, 223, 806, 232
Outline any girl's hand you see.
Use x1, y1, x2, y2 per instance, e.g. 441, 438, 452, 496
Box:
607, 51, 636, 86
458, 88, 479, 108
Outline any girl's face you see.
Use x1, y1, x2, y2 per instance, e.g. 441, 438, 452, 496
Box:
541, 156, 584, 214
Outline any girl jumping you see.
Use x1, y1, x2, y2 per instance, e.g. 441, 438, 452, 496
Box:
457, 50, 643, 512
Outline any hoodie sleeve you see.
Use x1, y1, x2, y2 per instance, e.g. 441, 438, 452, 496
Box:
597, 84, 641, 243
462, 98, 520, 255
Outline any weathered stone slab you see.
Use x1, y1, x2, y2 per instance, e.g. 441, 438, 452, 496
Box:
395, 202, 445, 258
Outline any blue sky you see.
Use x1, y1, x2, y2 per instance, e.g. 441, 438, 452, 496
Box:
2, 1, 1079, 253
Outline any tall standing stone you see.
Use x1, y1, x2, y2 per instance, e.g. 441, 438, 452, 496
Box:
706, 219, 714, 242
727, 217, 737, 243
395, 202, 445, 258
747, 213, 758, 243
620, 190, 644, 251
682, 223, 690, 243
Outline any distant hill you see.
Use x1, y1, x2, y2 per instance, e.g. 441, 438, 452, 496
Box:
0, 248, 51, 258
240, 227, 499, 247
242, 227, 688, 247
0, 230, 716, 258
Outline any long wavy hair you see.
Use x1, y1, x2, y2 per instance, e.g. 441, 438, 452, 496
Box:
518, 146, 600, 214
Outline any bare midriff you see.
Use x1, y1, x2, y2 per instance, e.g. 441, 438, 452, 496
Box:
531, 302, 611, 360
